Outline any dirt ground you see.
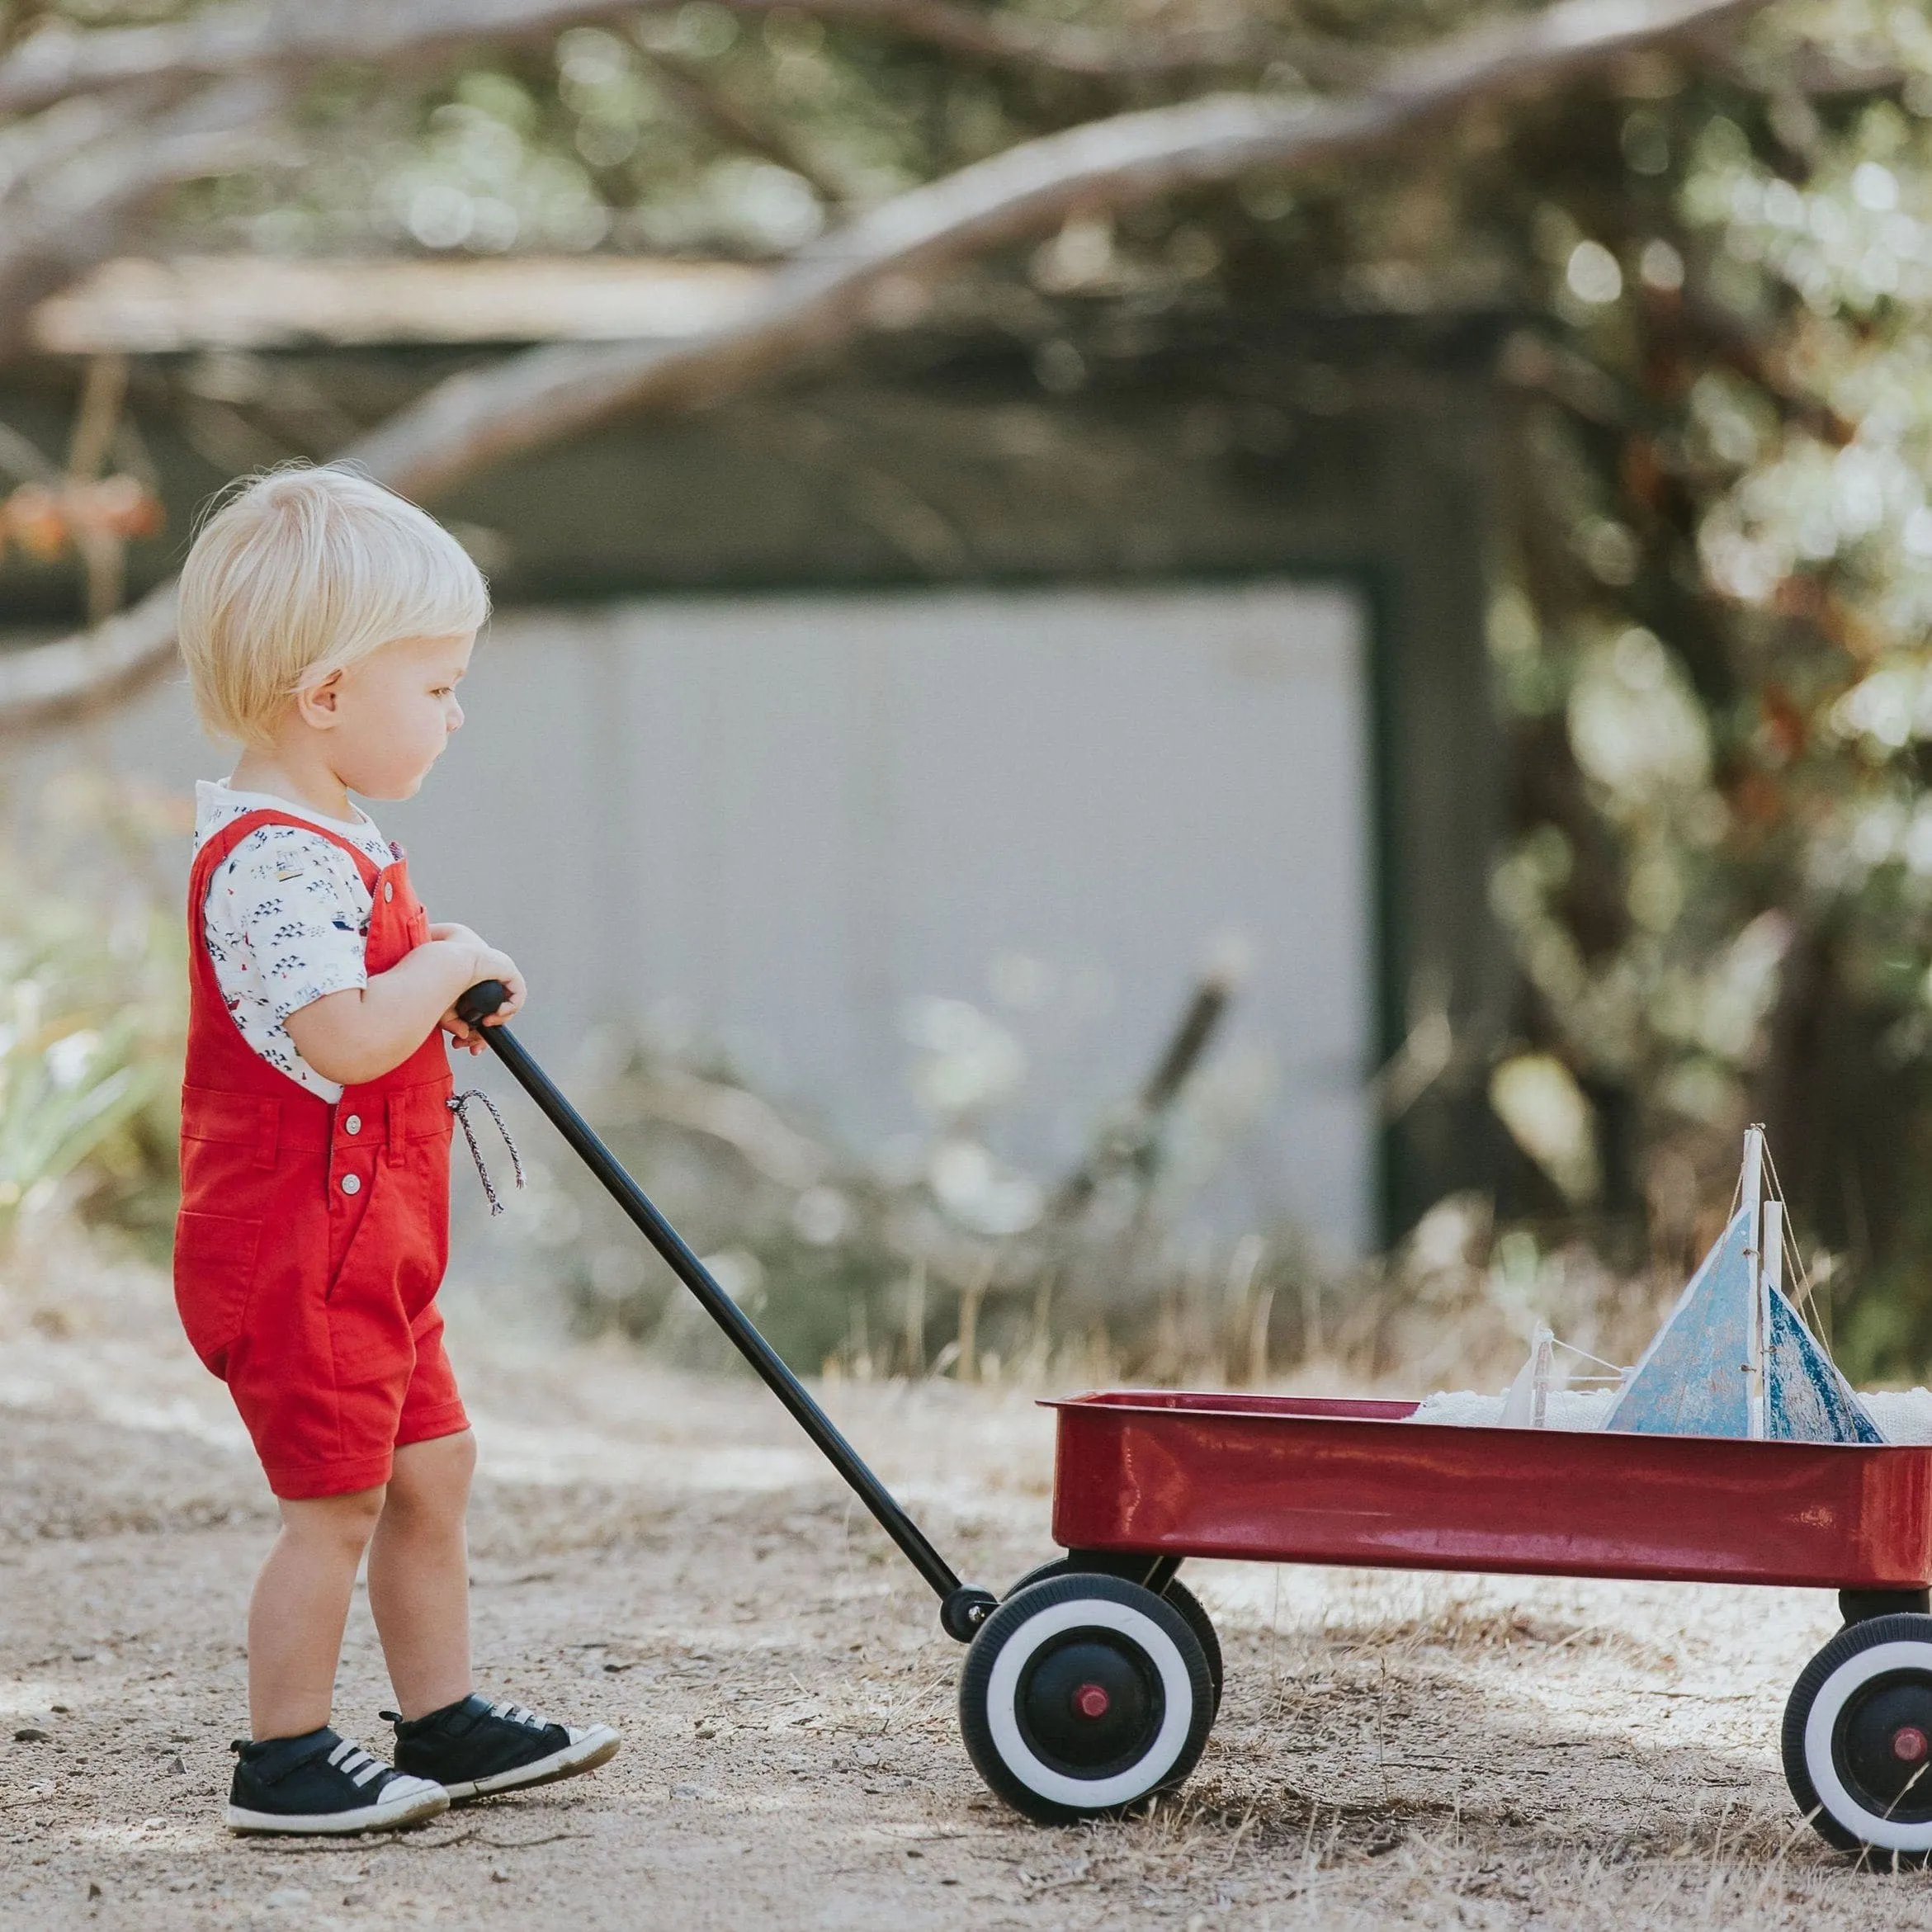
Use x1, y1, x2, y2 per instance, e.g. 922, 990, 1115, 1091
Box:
7, 1251, 1932, 1930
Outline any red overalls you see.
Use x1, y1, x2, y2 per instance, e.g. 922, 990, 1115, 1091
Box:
173, 810, 469, 1500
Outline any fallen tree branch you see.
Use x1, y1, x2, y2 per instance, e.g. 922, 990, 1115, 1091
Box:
0, 0, 640, 118
0, 0, 1777, 734
0, 86, 175, 214
642, 46, 850, 205
0, 78, 290, 361
1046, 966, 1239, 1224
0, 581, 182, 732
0, 0, 1344, 119
348, 0, 1781, 503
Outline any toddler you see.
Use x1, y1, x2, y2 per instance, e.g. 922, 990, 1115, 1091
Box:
173, 463, 617, 1834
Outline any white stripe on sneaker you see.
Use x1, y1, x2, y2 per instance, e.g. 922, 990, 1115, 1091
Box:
325, 1740, 390, 1788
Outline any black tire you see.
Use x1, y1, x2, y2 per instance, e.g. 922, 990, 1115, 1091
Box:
1005, 1557, 1224, 1716
1784, 1613, 1932, 1860
960, 1574, 1215, 1824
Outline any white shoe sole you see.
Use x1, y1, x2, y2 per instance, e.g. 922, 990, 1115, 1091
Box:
225, 1780, 449, 1836
440, 1725, 621, 1802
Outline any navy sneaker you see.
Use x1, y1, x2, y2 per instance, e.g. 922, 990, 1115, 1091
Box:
386, 1693, 620, 1802
226, 1727, 448, 1835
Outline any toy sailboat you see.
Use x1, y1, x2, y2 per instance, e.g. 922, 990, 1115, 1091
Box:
1608, 1126, 1880, 1443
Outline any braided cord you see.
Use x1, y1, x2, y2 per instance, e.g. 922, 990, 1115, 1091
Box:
448, 1089, 526, 1216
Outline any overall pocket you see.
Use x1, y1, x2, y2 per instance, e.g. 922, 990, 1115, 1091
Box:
324, 1166, 415, 1385
172, 1209, 263, 1378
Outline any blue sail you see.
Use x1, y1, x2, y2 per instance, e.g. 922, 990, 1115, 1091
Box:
1765, 1285, 1882, 1443
1608, 1207, 1755, 1438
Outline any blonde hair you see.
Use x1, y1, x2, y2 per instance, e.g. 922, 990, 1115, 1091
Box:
177, 462, 490, 743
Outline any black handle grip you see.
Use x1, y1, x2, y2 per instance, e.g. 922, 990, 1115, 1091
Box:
456, 979, 510, 1028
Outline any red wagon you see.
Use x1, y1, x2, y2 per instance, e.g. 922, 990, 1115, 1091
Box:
457, 980, 1932, 1860
951, 1390, 1932, 1854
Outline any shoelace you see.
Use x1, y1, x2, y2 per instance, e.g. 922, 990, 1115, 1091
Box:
326, 1736, 389, 1789
447, 1089, 525, 1216
486, 1699, 546, 1730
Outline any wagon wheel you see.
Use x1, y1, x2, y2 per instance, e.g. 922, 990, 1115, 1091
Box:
959, 1574, 1215, 1825
1784, 1613, 1932, 1861
1004, 1556, 1223, 1716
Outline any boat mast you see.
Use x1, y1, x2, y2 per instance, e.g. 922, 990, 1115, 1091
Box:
1742, 1124, 1767, 1438
1760, 1193, 1786, 1441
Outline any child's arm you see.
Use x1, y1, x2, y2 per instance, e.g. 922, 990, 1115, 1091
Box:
286, 931, 524, 1087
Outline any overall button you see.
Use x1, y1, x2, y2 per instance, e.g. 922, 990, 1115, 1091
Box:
340, 1173, 361, 1196
383, 881, 394, 902
343, 1113, 361, 1136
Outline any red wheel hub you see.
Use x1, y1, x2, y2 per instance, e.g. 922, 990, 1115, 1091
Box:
1894, 1726, 1930, 1764
1072, 1682, 1111, 1720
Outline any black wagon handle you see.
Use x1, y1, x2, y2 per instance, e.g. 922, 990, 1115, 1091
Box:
453, 979, 995, 1641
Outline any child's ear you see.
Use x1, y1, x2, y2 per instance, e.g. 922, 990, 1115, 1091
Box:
295, 671, 343, 730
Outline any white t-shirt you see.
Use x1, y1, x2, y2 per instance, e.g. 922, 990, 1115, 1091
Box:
195, 781, 398, 1103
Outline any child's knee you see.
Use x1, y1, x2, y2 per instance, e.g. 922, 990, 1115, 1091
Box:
439, 1430, 478, 1483
384, 1430, 476, 1520
282, 1485, 387, 1555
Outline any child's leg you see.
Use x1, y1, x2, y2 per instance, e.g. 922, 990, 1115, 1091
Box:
366, 1429, 477, 1719
247, 1486, 386, 1738
366, 1424, 620, 1802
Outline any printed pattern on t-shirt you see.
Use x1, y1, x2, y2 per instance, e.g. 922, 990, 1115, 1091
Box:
196, 784, 397, 1103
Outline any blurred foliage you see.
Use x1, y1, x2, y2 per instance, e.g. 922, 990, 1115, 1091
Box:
468, 997, 1691, 1395
0, 772, 186, 1250
473, 976, 1304, 1382
0, 477, 161, 568
21, 0, 1932, 1367
1466, 11, 1932, 1379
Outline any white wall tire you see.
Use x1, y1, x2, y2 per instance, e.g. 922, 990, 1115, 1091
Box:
1785, 1613, 1932, 1859
959, 1575, 1215, 1824
1002, 1557, 1224, 1715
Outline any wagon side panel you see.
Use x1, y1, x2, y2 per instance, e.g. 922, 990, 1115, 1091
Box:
1050, 1399, 1932, 1589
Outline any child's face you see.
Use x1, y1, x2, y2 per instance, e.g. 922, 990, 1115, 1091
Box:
309, 631, 475, 800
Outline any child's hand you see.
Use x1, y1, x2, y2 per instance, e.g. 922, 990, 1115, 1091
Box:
431, 923, 525, 1051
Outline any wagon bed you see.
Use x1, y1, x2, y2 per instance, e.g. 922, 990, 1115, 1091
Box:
1047, 1391, 1932, 1591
